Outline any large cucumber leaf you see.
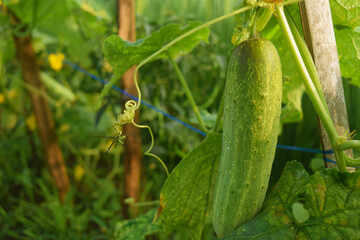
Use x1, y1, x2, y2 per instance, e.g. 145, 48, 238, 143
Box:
113, 133, 221, 240
98, 22, 210, 107
155, 132, 221, 240
222, 161, 360, 239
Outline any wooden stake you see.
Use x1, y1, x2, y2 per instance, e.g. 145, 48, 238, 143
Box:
13, 34, 70, 201
116, 0, 143, 217
298, 0, 354, 171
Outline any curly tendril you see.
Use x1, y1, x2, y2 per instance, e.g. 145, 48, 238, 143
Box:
111, 100, 137, 143
111, 99, 169, 176
118, 100, 137, 124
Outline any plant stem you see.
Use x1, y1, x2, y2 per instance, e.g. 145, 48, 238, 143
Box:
199, 83, 221, 109
213, 90, 224, 132
338, 140, 360, 151
284, 8, 329, 116
275, 6, 347, 172
256, 8, 273, 32
167, 52, 208, 133
344, 155, 360, 167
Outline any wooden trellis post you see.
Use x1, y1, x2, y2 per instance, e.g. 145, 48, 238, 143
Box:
13, 34, 70, 202
116, 0, 142, 217
299, 0, 354, 171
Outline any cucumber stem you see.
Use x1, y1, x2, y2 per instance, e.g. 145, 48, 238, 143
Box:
284, 8, 330, 116
338, 140, 360, 151
275, 6, 347, 173
199, 83, 221, 109
344, 155, 360, 167
167, 52, 208, 133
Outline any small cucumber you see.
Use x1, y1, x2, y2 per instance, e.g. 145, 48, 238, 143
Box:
212, 37, 282, 237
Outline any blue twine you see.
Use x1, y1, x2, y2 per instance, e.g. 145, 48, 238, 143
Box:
276, 144, 333, 154
324, 158, 336, 164
64, 60, 342, 162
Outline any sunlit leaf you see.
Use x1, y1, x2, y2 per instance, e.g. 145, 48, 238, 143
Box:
156, 132, 221, 240
98, 22, 210, 107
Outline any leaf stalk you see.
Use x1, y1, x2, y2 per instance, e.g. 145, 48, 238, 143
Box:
167, 52, 208, 133
275, 6, 347, 173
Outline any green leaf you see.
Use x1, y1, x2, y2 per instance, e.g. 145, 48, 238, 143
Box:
335, 27, 360, 87
223, 161, 360, 239
330, 0, 360, 28
113, 209, 163, 240
155, 132, 221, 240
103, 21, 209, 77
98, 22, 210, 108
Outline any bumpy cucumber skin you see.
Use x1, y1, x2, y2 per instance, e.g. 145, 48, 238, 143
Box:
212, 38, 282, 237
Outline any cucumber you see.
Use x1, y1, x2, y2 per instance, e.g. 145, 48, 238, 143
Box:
212, 37, 282, 237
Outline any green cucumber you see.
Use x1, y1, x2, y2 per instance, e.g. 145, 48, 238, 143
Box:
212, 37, 282, 237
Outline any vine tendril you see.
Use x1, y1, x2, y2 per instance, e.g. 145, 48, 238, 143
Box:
112, 99, 169, 176
132, 120, 170, 176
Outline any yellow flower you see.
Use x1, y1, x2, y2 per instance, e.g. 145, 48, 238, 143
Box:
59, 124, 70, 133
26, 114, 37, 131
0, 94, 4, 104
74, 164, 85, 181
48, 53, 65, 71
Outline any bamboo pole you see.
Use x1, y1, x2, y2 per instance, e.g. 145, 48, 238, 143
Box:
298, 0, 354, 171
116, 0, 142, 218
